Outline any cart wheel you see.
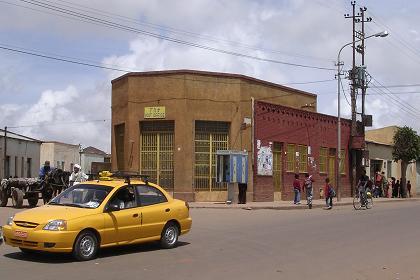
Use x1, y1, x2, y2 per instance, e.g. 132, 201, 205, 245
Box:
0, 189, 8, 207
28, 195, 39, 208
12, 188, 24, 208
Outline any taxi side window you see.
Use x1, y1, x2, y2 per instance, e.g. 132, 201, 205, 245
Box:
109, 186, 137, 210
136, 185, 167, 206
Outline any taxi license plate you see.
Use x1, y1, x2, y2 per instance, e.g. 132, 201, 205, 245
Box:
14, 230, 28, 238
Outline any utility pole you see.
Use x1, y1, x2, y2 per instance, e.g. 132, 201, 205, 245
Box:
3, 126, 7, 179
356, 7, 372, 118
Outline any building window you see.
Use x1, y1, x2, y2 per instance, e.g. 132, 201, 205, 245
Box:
340, 149, 345, 174
387, 160, 392, 178
194, 121, 229, 192
15, 156, 18, 177
21, 157, 24, 177
26, 158, 31, 178
298, 145, 308, 173
286, 144, 295, 172
319, 147, 328, 173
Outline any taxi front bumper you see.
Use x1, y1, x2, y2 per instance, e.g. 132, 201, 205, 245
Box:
2, 225, 77, 252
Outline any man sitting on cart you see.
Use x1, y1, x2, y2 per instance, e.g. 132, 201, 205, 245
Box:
39, 161, 51, 179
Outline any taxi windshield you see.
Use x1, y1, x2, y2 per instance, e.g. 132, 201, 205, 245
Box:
49, 184, 112, 209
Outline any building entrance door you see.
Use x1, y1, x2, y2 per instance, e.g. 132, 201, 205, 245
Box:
194, 121, 229, 193
273, 142, 282, 201
140, 121, 174, 191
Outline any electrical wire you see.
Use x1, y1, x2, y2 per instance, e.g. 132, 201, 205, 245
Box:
36, 0, 335, 63
16, 0, 335, 71
0, 43, 336, 87
6, 119, 109, 129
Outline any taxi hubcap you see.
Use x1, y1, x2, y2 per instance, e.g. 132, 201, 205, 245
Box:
80, 236, 95, 257
165, 226, 177, 245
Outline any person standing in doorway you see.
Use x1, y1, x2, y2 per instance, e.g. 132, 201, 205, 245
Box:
303, 173, 314, 209
293, 173, 301, 205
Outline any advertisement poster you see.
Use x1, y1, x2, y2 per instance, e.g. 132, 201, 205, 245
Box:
257, 143, 273, 176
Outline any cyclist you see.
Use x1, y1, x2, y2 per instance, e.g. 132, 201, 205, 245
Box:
357, 169, 370, 206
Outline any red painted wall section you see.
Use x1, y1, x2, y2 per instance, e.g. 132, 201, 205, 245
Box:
253, 101, 352, 202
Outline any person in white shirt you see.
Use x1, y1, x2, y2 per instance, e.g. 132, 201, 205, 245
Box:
69, 164, 88, 186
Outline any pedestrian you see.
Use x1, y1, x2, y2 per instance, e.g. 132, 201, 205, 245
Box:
375, 171, 383, 197
324, 178, 334, 209
407, 180, 412, 198
238, 183, 247, 204
303, 173, 314, 209
69, 164, 88, 187
293, 173, 301, 205
395, 179, 400, 198
381, 172, 388, 198
391, 177, 397, 198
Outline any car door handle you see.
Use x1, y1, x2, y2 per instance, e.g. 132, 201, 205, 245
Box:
132, 213, 139, 218
165, 208, 170, 212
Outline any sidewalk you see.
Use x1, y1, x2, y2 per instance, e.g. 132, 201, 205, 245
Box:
189, 197, 420, 210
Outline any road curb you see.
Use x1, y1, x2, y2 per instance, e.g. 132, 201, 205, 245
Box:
190, 198, 420, 210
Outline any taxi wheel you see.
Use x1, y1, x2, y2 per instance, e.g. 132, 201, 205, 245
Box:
73, 231, 99, 261
160, 222, 179, 249
11, 189, 24, 209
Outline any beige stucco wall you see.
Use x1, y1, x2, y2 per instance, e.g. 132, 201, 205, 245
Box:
111, 71, 317, 201
40, 142, 80, 171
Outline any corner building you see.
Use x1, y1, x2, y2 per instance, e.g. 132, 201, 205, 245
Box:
111, 70, 351, 202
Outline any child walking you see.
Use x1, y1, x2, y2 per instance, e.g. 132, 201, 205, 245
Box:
324, 178, 334, 209
304, 173, 314, 209
293, 173, 301, 205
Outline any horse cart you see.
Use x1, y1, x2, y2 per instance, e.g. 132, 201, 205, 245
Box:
0, 169, 70, 208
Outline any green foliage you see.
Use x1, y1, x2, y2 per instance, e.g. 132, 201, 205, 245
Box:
392, 126, 420, 162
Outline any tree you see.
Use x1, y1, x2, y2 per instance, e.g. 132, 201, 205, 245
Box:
392, 126, 420, 198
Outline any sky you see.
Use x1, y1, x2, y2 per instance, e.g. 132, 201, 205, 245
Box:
0, 0, 419, 153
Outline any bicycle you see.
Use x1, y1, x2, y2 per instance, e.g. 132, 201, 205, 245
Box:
353, 188, 373, 210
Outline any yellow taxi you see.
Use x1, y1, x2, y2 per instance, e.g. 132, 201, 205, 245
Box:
2, 172, 192, 261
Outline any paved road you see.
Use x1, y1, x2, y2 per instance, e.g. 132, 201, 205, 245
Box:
0, 201, 419, 280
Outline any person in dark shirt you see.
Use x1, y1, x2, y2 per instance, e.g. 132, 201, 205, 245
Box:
407, 180, 412, 198
324, 178, 334, 209
293, 173, 301, 205
357, 169, 369, 206
396, 180, 400, 198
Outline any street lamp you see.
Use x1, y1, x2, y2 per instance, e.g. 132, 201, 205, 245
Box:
336, 31, 388, 201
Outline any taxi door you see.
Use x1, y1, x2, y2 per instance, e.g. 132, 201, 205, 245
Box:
102, 186, 142, 245
135, 185, 171, 239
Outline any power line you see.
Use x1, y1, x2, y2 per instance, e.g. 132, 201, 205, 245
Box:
16, 0, 335, 71
0, 43, 336, 87
38, 0, 334, 63
7, 119, 110, 129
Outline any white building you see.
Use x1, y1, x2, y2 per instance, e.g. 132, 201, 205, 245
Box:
81, 146, 108, 174
0, 129, 41, 179
40, 141, 80, 171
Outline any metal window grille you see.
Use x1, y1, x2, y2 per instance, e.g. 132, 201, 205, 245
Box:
194, 121, 229, 192
273, 142, 282, 192
328, 148, 336, 187
286, 144, 295, 172
319, 147, 328, 173
140, 121, 174, 190
340, 149, 345, 174
298, 145, 308, 173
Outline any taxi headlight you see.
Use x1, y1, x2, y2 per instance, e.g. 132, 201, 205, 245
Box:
43, 220, 67, 231
6, 215, 14, 226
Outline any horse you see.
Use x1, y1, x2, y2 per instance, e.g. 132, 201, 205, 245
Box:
42, 168, 71, 204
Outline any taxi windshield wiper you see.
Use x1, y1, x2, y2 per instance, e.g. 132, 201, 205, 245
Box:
61, 203, 90, 208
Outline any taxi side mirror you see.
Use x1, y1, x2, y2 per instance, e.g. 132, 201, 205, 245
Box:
106, 203, 120, 212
